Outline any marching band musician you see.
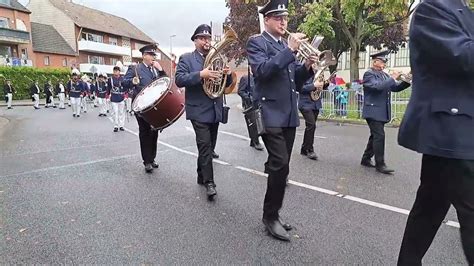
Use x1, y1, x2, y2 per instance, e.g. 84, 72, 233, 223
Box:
298, 75, 330, 160
55, 80, 66, 109
44, 80, 56, 108
94, 73, 108, 117
175, 24, 233, 200
67, 69, 85, 118
29, 80, 41, 110
397, 0, 474, 264
80, 75, 91, 114
360, 50, 410, 174
108, 66, 127, 132
238, 70, 264, 151
123, 43, 167, 173
3, 79, 14, 109
246, 0, 316, 241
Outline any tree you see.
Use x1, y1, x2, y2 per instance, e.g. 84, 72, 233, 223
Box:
299, 0, 416, 81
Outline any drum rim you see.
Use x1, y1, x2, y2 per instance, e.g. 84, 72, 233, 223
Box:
132, 77, 171, 113
149, 106, 185, 131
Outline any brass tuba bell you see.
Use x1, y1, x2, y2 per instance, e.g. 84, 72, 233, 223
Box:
202, 26, 239, 99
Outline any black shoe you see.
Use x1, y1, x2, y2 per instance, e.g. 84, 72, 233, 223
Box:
262, 218, 290, 241
53, 106, 57, 108
34, 107, 40, 109
7, 107, 12, 109
98, 114, 102, 117
73, 114, 76, 117
305, 151, 318, 160
119, 127, 124, 131
361, 159, 376, 168
84, 111, 87, 113
212, 151, 219, 159
113, 128, 118, 132
45, 106, 49, 108
376, 164, 395, 174
144, 163, 153, 173
77, 115, 80, 117
278, 217, 293, 231
206, 183, 217, 200
152, 162, 159, 168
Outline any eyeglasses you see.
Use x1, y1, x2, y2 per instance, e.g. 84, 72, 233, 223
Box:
270, 16, 289, 22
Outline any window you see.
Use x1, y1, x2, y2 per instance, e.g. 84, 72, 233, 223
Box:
44, 56, 50, 66
0, 0, 11, 6
337, 55, 343, 70
394, 46, 410, 67
110, 58, 118, 65
81, 32, 104, 43
88, 55, 104, 64
109, 37, 118, 46
62, 58, 68, 67
0, 17, 9, 29
345, 51, 367, 69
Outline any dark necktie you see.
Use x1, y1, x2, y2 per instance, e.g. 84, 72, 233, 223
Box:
149, 66, 156, 79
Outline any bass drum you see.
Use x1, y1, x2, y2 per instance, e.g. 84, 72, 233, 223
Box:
132, 77, 185, 130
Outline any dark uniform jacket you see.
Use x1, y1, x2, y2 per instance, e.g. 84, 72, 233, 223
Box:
3, 84, 14, 94
398, 0, 474, 160
67, 80, 85, 98
94, 81, 108, 98
107, 76, 127, 103
362, 68, 410, 122
29, 84, 40, 96
246, 31, 313, 128
44, 84, 53, 97
238, 74, 257, 110
123, 62, 167, 100
298, 76, 326, 111
175, 50, 233, 124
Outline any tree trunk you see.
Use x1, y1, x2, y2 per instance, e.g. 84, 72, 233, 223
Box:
349, 46, 361, 82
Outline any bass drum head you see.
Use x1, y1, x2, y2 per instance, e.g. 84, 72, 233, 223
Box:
132, 77, 170, 112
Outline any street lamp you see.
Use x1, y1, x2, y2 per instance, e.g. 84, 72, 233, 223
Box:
170, 34, 176, 80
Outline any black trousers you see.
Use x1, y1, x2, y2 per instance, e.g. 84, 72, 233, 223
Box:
261, 127, 296, 220
244, 111, 260, 145
398, 155, 474, 265
136, 115, 159, 165
191, 121, 219, 184
300, 109, 319, 153
362, 119, 386, 165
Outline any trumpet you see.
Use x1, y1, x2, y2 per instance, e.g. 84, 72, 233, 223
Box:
399, 71, 412, 84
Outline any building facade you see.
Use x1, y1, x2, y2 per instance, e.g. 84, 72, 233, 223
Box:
0, 0, 33, 67
27, 0, 172, 74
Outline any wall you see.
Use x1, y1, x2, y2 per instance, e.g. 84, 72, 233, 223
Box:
33, 52, 76, 68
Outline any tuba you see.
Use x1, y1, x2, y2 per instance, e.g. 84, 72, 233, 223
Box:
285, 30, 337, 101
202, 26, 239, 99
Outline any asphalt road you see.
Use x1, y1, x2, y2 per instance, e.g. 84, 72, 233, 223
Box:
0, 95, 467, 264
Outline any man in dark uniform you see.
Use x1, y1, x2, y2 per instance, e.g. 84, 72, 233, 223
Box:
108, 66, 127, 132
30, 80, 41, 110
298, 76, 329, 160
67, 69, 85, 117
93, 73, 108, 117
44, 80, 56, 108
246, 0, 316, 241
123, 44, 167, 173
238, 71, 263, 151
3, 79, 14, 109
397, 0, 474, 264
175, 24, 233, 200
360, 50, 410, 174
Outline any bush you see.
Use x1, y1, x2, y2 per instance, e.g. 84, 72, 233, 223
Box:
0, 67, 70, 100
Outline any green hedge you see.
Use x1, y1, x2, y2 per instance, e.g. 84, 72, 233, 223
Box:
0, 67, 70, 100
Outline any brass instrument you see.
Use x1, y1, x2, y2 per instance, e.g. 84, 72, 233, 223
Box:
311, 71, 336, 101
399, 71, 412, 84
284, 29, 337, 99
203, 26, 239, 99
132, 63, 140, 85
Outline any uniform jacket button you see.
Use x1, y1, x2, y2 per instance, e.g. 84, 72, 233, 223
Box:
262, 97, 266, 101
451, 108, 458, 114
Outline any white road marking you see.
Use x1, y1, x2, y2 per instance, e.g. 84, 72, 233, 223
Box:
0, 154, 138, 178
296, 132, 327, 139
122, 126, 460, 230
219, 130, 251, 141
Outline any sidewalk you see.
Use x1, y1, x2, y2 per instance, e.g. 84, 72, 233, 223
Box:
0, 99, 43, 107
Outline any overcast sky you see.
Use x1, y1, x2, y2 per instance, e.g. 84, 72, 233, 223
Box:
20, 0, 230, 56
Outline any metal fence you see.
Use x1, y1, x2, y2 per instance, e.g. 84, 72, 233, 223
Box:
315, 89, 412, 124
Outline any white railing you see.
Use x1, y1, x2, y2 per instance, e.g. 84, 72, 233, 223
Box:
78, 40, 131, 56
